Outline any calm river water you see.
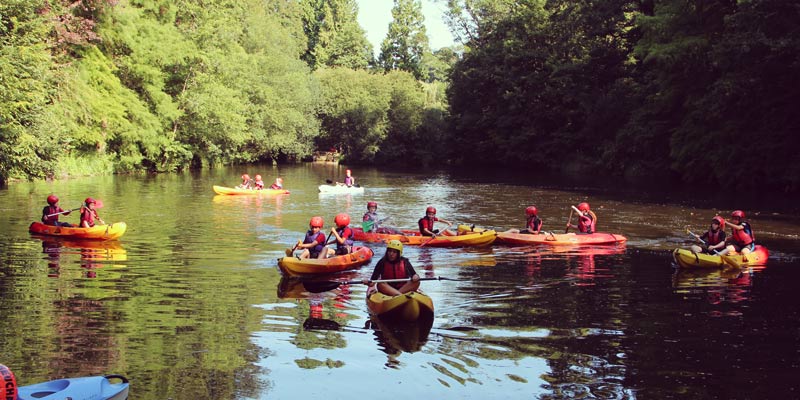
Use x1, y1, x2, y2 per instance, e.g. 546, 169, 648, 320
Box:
1, 163, 799, 399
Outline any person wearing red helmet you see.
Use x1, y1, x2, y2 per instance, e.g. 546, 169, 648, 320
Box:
723, 210, 756, 255
253, 174, 264, 190
566, 202, 596, 234
41, 195, 74, 227
329, 213, 355, 255
236, 173, 253, 189
418, 206, 452, 236
690, 216, 727, 254
335, 169, 356, 187
269, 177, 284, 190
362, 201, 397, 233
297, 216, 328, 259
80, 197, 105, 228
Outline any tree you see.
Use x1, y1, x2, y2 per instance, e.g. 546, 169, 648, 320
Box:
377, 0, 430, 79
300, 0, 373, 70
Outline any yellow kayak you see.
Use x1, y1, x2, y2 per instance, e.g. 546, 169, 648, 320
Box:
367, 290, 434, 322
278, 246, 374, 277
672, 245, 769, 269
29, 222, 127, 240
212, 185, 290, 195
353, 227, 497, 247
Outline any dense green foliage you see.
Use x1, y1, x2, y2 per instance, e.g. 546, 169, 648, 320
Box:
446, 0, 799, 191
2, 0, 796, 192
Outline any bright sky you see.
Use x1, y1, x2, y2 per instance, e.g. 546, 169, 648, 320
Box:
355, 0, 456, 55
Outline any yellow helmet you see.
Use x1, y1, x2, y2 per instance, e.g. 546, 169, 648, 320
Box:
386, 239, 403, 256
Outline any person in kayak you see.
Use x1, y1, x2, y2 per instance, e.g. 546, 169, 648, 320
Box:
236, 174, 253, 189
336, 169, 355, 187
297, 216, 328, 259
419, 206, 452, 236
253, 175, 264, 190
362, 201, 397, 233
329, 213, 355, 255
722, 210, 756, 256
269, 177, 284, 190
79, 197, 105, 228
41, 195, 74, 227
566, 202, 596, 234
690, 216, 727, 254
518, 206, 543, 234
364, 240, 420, 296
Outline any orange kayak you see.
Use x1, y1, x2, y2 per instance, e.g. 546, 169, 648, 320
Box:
213, 185, 289, 195
278, 246, 374, 277
29, 222, 127, 240
352, 227, 496, 247
496, 231, 627, 246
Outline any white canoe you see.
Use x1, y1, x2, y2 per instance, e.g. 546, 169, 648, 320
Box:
318, 184, 365, 194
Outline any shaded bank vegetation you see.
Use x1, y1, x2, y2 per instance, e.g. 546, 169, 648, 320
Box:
1, 0, 797, 192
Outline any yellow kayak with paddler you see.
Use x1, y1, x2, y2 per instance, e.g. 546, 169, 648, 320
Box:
29, 221, 127, 240
672, 245, 769, 269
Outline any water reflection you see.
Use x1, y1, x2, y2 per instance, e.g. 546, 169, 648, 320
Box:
37, 238, 127, 279
672, 267, 754, 305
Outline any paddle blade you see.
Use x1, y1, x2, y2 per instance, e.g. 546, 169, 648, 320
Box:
285, 248, 294, 257
94, 199, 105, 209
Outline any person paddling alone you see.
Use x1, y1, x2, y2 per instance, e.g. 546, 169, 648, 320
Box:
364, 240, 420, 296
80, 197, 105, 228
690, 216, 727, 254
41, 195, 73, 227
336, 169, 355, 187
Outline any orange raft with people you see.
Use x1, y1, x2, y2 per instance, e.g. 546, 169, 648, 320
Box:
278, 246, 374, 277
351, 227, 497, 247
212, 185, 290, 195
28, 221, 127, 240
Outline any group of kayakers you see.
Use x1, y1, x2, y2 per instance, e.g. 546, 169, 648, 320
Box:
237, 174, 283, 190
688, 210, 756, 256
40, 195, 104, 228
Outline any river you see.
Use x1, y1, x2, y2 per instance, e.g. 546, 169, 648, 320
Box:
1, 163, 798, 399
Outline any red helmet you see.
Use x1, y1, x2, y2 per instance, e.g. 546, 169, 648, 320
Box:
577, 202, 591, 211
242, 174, 250, 180
731, 210, 745, 219
309, 216, 324, 228
525, 206, 538, 216
367, 201, 378, 208
255, 175, 262, 180
84, 197, 96, 205
47, 195, 59, 205
711, 216, 725, 230
335, 213, 350, 227
426, 206, 436, 215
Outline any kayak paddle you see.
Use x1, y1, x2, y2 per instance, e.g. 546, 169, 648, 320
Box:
45, 199, 104, 218
302, 276, 465, 293
565, 207, 574, 233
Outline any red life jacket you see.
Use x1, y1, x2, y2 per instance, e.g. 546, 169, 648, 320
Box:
706, 229, 724, 246
418, 216, 438, 235
80, 208, 98, 227
732, 222, 754, 246
578, 214, 594, 234
43, 205, 63, 225
381, 259, 407, 280
526, 216, 542, 233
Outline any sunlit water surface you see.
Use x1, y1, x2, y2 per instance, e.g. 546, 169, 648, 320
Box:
1, 164, 799, 399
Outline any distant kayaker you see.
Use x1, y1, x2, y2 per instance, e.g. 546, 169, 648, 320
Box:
507, 206, 543, 235
336, 169, 355, 187
41, 195, 73, 227
297, 216, 328, 259
253, 175, 264, 190
236, 174, 253, 189
269, 177, 284, 190
418, 206, 452, 236
690, 216, 727, 254
566, 202, 596, 234
722, 210, 756, 256
364, 240, 420, 296
329, 213, 355, 255
79, 197, 105, 228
